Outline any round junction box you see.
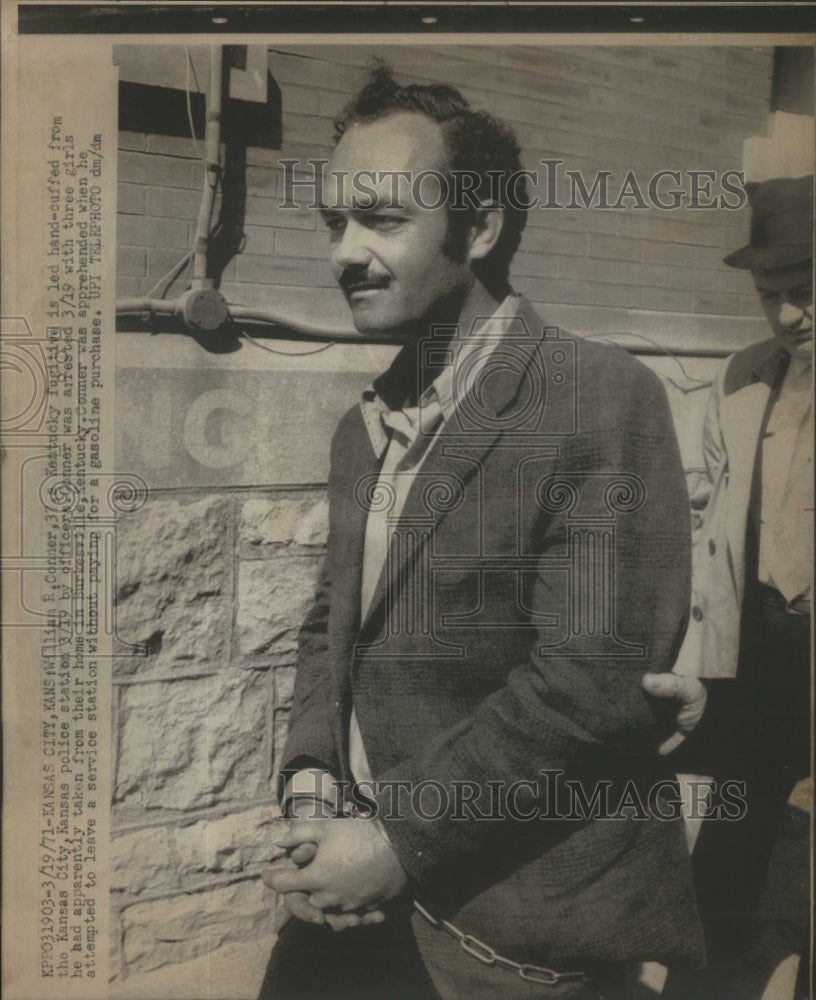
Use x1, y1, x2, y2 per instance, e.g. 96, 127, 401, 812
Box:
179, 286, 229, 331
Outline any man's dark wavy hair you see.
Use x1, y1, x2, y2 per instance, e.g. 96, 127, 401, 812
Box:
333, 63, 529, 298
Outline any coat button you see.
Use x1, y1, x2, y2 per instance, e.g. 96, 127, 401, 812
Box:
708, 539, 716, 555
692, 606, 703, 621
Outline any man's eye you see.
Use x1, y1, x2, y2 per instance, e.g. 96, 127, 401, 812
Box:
323, 216, 346, 233
760, 291, 780, 304
366, 214, 404, 231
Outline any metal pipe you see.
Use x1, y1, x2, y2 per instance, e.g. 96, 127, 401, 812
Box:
114, 299, 732, 358
115, 298, 364, 341
117, 297, 180, 317
228, 304, 360, 340
192, 46, 224, 285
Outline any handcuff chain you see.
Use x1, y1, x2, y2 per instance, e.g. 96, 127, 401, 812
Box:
413, 900, 591, 986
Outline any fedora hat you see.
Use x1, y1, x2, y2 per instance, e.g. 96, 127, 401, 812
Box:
723, 174, 813, 270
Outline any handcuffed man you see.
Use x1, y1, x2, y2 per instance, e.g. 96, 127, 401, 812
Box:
260, 65, 705, 1000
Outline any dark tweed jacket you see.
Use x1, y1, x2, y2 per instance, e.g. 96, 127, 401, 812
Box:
281, 296, 704, 969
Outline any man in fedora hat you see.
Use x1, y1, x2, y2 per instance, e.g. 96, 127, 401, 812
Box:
646, 174, 813, 998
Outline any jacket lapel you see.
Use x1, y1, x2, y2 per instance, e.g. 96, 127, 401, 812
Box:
328, 408, 385, 678
720, 341, 786, 577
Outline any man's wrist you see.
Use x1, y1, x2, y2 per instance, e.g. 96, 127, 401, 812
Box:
287, 793, 343, 819
282, 768, 342, 816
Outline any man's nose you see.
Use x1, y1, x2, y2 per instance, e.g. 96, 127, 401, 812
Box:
331, 218, 371, 270
779, 300, 808, 328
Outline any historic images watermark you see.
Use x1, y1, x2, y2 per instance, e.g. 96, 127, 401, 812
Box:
279, 159, 748, 212
280, 769, 748, 823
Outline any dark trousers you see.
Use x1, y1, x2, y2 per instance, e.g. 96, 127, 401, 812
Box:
664, 585, 811, 1000
258, 903, 440, 1000
259, 906, 633, 1000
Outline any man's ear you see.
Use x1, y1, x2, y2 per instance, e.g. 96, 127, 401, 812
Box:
467, 205, 504, 262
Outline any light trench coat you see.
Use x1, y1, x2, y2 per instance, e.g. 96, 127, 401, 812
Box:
674, 338, 786, 679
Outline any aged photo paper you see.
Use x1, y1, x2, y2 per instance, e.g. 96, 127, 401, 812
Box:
2, 4, 813, 999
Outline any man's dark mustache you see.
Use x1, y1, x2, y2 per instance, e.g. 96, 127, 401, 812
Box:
339, 268, 390, 293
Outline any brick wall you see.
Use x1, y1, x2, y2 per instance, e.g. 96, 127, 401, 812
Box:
111, 44, 775, 995
116, 44, 774, 346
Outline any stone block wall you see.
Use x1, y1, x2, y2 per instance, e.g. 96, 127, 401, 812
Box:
110, 489, 327, 989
